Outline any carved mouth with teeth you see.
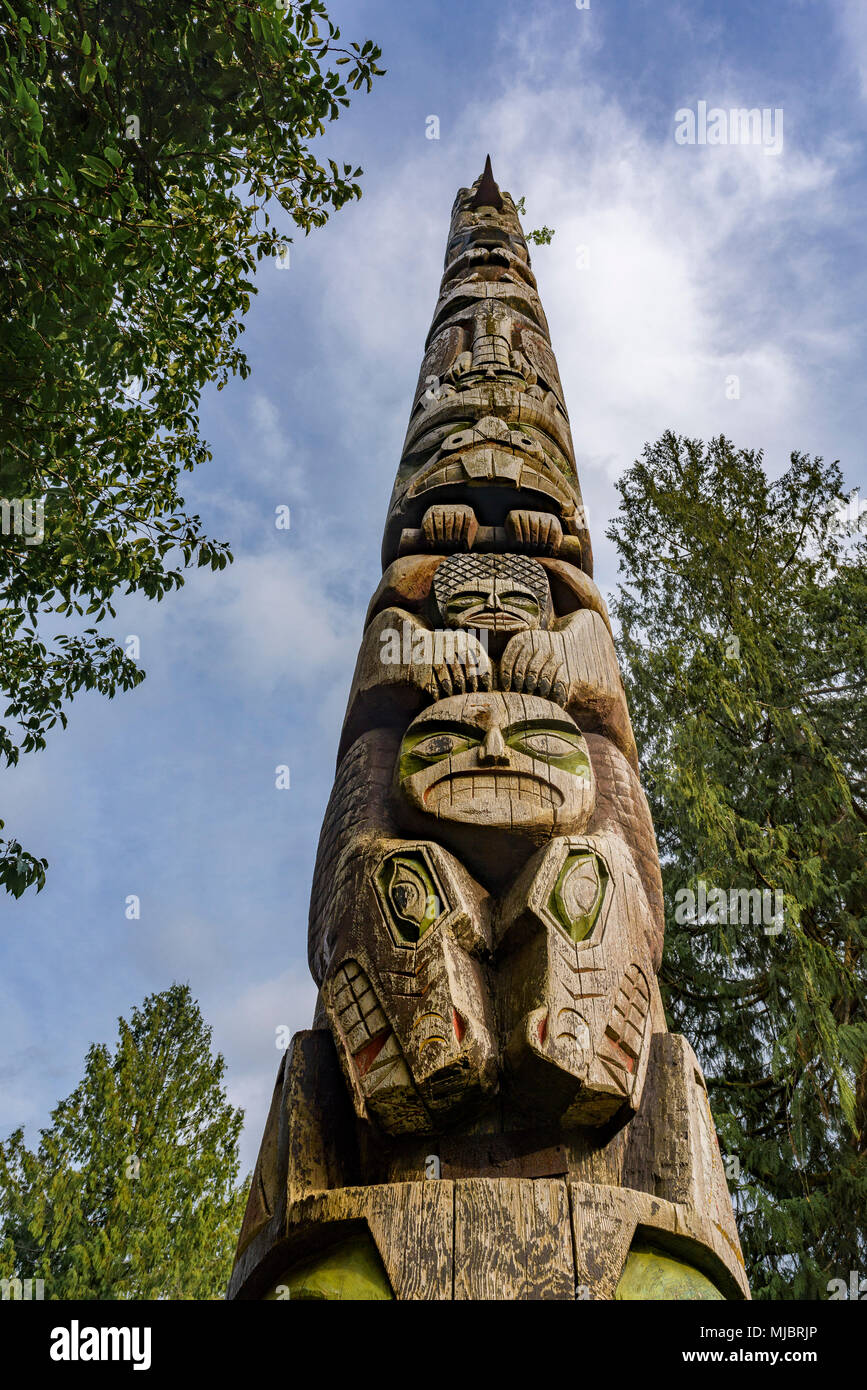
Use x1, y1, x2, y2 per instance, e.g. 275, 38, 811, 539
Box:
330, 960, 412, 1099
423, 771, 564, 814
396, 694, 596, 881
407, 449, 570, 510
449, 607, 531, 633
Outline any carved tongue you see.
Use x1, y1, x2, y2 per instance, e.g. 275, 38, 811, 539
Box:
353, 1028, 391, 1078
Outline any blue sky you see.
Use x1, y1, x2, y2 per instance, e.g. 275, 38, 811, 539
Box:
3, 0, 866, 1174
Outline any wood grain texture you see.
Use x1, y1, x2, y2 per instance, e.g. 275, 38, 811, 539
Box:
227, 1029, 358, 1301
586, 732, 665, 965
283, 1029, 359, 1200
307, 727, 400, 986
439, 1129, 568, 1180
569, 1180, 750, 1301
233, 1051, 286, 1262
453, 1178, 574, 1300
286, 1182, 454, 1301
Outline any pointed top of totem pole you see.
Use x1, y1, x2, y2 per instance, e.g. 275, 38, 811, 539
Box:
470, 154, 504, 211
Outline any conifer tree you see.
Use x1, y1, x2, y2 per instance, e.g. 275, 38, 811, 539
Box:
608, 432, 867, 1298
0, 984, 247, 1299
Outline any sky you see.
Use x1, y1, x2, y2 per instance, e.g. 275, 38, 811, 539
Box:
2, 0, 866, 1175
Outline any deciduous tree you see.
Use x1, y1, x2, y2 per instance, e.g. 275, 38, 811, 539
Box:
0, 0, 384, 894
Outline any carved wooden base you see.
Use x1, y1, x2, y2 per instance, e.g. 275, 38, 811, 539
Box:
227, 1027, 749, 1301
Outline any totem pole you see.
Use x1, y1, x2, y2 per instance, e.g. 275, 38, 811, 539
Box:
228, 159, 750, 1301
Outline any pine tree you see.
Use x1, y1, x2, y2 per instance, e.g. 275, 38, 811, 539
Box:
0, 984, 248, 1299
608, 432, 867, 1299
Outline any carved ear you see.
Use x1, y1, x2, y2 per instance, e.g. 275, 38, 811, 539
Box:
537, 558, 612, 630
364, 555, 444, 629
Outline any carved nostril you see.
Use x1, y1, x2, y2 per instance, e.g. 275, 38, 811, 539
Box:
479, 726, 509, 765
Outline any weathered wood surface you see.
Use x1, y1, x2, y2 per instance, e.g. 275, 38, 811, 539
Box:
230, 1023, 749, 1300
454, 1178, 574, 1300
229, 160, 750, 1301
285, 1182, 454, 1302
235, 1175, 749, 1301
569, 1182, 749, 1301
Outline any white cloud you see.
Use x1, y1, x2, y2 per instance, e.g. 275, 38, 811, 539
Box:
289, 49, 853, 600
835, 0, 867, 99
210, 965, 318, 1172
169, 552, 360, 737
247, 391, 307, 495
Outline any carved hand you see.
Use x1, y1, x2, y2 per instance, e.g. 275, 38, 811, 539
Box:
499, 630, 568, 703
421, 503, 478, 551
504, 509, 563, 554
429, 631, 492, 697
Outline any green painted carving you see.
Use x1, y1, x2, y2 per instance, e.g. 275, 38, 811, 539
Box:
265, 1234, 394, 1301
504, 722, 591, 778
614, 1242, 724, 1301
550, 850, 608, 942
398, 718, 591, 782
376, 850, 444, 945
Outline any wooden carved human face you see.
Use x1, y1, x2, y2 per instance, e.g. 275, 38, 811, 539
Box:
432, 554, 550, 647
396, 693, 595, 883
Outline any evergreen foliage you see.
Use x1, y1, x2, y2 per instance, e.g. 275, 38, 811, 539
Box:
608, 432, 867, 1298
0, 984, 248, 1299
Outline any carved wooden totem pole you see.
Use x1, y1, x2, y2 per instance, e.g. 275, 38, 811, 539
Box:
228, 159, 750, 1302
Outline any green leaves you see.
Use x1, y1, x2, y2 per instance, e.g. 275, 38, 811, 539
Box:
0, 985, 249, 1298
0, 0, 383, 895
513, 194, 555, 247
527, 224, 555, 246
79, 153, 115, 183
609, 433, 867, 1298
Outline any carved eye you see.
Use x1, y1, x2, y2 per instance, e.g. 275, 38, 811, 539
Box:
550, 852, 609, 943
500, 590, 540, 613
411, 732, 474, 761
388, 861, 439, 937
509, 433, 542, 456
512, 732, 578, 760
376, 852, 444, 946
560, 856, 602, 919
446, 591, 485, 611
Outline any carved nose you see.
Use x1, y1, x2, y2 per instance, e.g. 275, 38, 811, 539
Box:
479, 726, 509, 765
479, 594, 502, 617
